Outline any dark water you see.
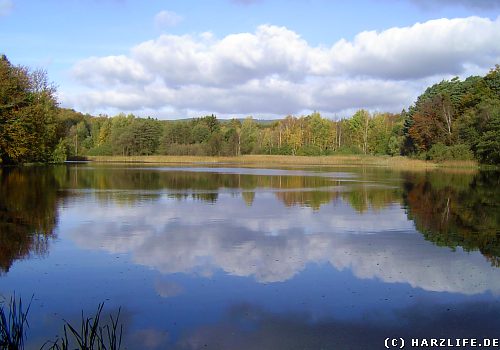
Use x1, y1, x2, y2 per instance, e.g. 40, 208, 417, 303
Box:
0, 164, 499, 349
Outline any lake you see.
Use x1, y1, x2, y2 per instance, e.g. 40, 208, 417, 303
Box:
0, 164, 499, 349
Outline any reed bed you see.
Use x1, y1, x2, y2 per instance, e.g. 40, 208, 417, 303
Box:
0, 295, 30, 350
84, 154, 480, 169
0, 296, 122, 350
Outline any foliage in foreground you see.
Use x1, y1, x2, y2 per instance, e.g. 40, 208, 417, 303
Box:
0, 55, 59, 165
0, 296, 122, 350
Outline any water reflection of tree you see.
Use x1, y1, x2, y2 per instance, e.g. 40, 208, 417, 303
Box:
275, 190, 340, 210
59, 167, 339, 206
61, 168, 335, 191
58, 166, 404, 209
403, 170, 500, 266
0, 167, 61, 273
341, 186, 402, 213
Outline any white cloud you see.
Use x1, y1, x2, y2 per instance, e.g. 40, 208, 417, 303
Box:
72, 55, 153, 87
129, 25, 315, 87
67, 16, 500, 118
0, 0, 13, 16
332, 16, 500, 79
154, 10, 183, 29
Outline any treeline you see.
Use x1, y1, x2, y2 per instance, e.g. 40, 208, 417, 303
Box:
1, 54, 498, 164
403, 65, 499, 164
56, 110, 403, 158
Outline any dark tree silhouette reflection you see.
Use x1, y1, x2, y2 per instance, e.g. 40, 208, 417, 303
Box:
403, 170, 500, 266
0, 167, 62, 273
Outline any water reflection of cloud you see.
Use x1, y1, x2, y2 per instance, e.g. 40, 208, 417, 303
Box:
155, 279, 184, 298
66, 193, 500, 294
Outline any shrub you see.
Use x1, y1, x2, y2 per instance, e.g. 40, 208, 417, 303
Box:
334, 146, 363, 155
87, 144, 113, 156
163, 143, 208, 156
296, 145, 323, 156
51, 140, 67, 164
387, 136, 401, 156
427, 143, 474, 162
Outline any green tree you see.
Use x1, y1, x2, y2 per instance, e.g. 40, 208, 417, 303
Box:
207, 131, 223, 156
130, 117, 162, 155
308, 112, 331, 153
0, 55, 58, 164
52, 139, 67, 163
476, 109, 500, 164
222, 119, 241, 156
192, 122, 211, 143
201, 114, 220, 134
349, 110, 370, 154
387, 136, 400, 156
240, 117, 258, 154
279, 116, 303, 155
67, 120, 89, 156
367, 113, 403, 155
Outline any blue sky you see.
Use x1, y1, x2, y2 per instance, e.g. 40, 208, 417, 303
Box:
1, 0, 499, 119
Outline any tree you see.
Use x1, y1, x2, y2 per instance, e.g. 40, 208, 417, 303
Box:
109, 113, 134, 155
476, 108, 500, 164
131, 117, 162, 155
207, 131, 223, 156
403, 67, 499, 162
259, 128, 274, 155
367, 113, 388, 155
0, 55, 58, 164
408, 94, 457, 152
349, 110, 370, 154
367, 113, 403, 155
223, 119, 241, 156
68, 121, 89, 156
308, 112, 331, 153
280, 116, 303, 155
201, 114, 220, 134
192, 122, 211, 144
240, 117, 258, 154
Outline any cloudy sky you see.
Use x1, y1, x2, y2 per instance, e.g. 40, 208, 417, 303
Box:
1, 0, 499, 119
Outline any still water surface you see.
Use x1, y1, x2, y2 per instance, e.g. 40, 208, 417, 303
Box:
0, 164, 499, 349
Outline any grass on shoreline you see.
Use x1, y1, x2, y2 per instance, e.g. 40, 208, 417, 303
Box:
84, 155, 479, 169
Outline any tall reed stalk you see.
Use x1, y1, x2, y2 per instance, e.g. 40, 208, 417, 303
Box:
1, 295, 122, 350
43, 303, 122, 350
0, 295, 31, 350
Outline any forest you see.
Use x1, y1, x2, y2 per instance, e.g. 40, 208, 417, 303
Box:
1, 54, 499, 165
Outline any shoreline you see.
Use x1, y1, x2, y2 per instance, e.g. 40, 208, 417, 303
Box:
83, 155, 480, 170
